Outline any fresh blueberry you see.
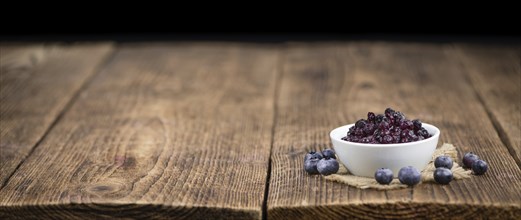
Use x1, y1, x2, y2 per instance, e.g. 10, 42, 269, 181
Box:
398, 166, 421, 186
322, 149, 336, 159
317, 157, 339, 176
462, 152, 479, 169
472, 160, 488, 175
374, 168, 393, 184
433, 167, 453, 184
304, 158, 320, 174
434, 156, 453, 169
304, 151, 323, 162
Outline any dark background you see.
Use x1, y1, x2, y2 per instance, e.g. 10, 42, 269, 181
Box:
1, 4, 519, 44
1, 33, 519, 45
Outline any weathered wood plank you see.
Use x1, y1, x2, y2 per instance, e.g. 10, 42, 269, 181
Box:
267, 43, 521, 219
0, 43, 114, 188
0, 43, 279, 219
453, 44, 521, 168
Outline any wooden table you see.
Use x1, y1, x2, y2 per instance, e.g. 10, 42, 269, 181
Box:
0, 42, 520, 219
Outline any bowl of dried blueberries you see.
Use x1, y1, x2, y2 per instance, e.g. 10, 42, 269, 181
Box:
330, 108, 440, 178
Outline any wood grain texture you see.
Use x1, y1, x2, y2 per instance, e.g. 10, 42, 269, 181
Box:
453, 44, 521, 168
267, 43, 521, 219
0, 43, 279, 219
0, 43, 114, 188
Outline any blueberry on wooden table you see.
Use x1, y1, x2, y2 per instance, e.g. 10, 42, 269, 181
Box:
304, 151, 324, 174
317, 157, 339, 176
434, 155, 453, 169
321, 149, 336, 159
398, 166, 421, 186
472, 160, 488, 175
304, 158, 320, 174
304, 151, 323, 162
462, 152, 479, 169
434, 167, 453, 184
374, 168, 393, 185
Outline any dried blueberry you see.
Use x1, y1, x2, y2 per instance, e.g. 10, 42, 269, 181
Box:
400, 120, 414, 130
394, 111, 405, 121
392, 135, 401, 143
367, 112, 376, 122
342, 108, 433, 144
385, 107, 395, 117
412, 119, 422, 131
418, 128, 430, 139
355, 119, 367, 128
382, 135, 393, 144
375, 114, 385, 123
400, 129, 409, 138
379, 121, 390, 130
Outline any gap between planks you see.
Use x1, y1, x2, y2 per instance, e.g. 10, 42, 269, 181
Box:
262, 46, 285, 220
471, 83, 521, 169
0, 46, 119, 191
452, 45, 521, 170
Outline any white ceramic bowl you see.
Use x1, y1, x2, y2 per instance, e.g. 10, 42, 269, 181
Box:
330, 123, 440, 178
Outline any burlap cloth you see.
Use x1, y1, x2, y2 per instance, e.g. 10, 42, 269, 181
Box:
324, 143, 472, 190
